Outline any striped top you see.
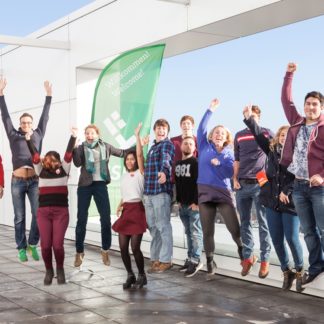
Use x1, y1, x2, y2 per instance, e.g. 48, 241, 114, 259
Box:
27, 136, 76, 207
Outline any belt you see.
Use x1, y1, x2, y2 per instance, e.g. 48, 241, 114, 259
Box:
12, 174, 38, 181
239, 178, 258, 184
294, 178, 309, 184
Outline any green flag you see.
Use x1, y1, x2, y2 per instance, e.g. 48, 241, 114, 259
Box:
91, 44, 165, 214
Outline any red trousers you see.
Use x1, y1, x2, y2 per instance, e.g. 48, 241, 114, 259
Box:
37, 206, 69, 269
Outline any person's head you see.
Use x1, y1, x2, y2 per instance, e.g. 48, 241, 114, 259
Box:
270, 125, 289, 150
84, 124, 100, 144
153, 118, 170, 142
123, 151, 138, 172
208, 125, 233, 149
180, 136, 196, 157
251, 105, 261, 124
42, 151, 61, 172
304, 91, 324, 123
19, 113, 33, 133
180, 115, 195, 136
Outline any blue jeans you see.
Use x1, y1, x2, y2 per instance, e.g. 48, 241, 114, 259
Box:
143, 193, 173, 263
292, 180, 324, 276
11, 176, 39, 250
179, 205, 203, 263
236, 183, 271, 261
75, 181, 111, 253
266, 208, 303, 271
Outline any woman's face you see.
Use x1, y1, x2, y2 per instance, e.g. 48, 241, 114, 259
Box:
279, 129, 288, 146
85, 127, 99, 143
211, 126, 227, 148
125, 154, 136, 172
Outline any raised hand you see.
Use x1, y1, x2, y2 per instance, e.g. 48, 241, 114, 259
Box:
209, 98, 220, 112
243, 105, 252, 120
25, 130, 33, 141
141, 135, 149, 147
44, 81, 52, 96
71, 127, 78, 138
287, 63, 297, 73
134, 122, 142, 137
0, 77, 7, 95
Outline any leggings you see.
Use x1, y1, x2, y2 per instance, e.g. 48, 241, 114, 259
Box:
119, 234, 145, 274
199, 202, 242, 258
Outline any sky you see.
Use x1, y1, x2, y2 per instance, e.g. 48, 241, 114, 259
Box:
1, 1, 324, 137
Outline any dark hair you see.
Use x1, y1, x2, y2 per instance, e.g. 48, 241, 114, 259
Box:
45, 151, 61, 162
304, 91, 324, 105
153, 118, 170, 133
251, 105, 261, 117
123, 151, 138, 172
19, 113, 33, 122
180, 115, 194, 126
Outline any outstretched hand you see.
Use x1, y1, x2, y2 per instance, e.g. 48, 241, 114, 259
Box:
141, 135, 149, 146
243, 105, 252, 120
0, 78, 7, 95
44, 81, 52, 96
71, 127, 78, 138
134, 122, 142, 137
287, 63, 297, 73
209, 98, 220, 112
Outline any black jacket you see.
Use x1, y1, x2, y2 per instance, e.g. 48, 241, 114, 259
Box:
244, 117, 296, 215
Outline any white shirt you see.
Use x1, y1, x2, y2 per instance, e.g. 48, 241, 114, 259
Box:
121, 169, 144, 202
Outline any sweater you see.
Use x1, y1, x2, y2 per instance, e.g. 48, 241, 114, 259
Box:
0, 96, 52, 170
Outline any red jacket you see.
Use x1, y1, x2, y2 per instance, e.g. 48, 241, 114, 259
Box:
0, 155, 4, 188
281, 72, 324, 182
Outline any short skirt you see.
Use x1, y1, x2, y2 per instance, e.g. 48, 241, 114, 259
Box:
112, 201, 147, 235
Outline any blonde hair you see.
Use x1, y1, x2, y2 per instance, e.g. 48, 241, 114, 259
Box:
84, 124, 100, 135
269, 125, 289, 151
208, 125, 233, 148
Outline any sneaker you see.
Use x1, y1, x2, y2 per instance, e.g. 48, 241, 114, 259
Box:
74, 252, 84, 267
206, 260, 217, 275
241, 255, 258, 276
295, 270, 305, 293
56, 268, 66, 285
27, 245, 40, 261
123, 273, 136, 289
101, 250, 110, 266
184, 261, 203, 278
134, 273, 147, 289
259, 261, 270, 279
44, 268, 54, 285
302, 271, 320, 285
282, 269, 295, 290
156, 262, 173, 273
179, 259, 190, 272
147, 260, 160, 273
18, 249, 28, 262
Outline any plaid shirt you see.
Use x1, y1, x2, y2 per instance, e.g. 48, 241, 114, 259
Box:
144, 138, 175, 196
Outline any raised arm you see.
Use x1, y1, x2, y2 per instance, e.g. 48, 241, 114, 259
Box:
0, 78, 15, 137
134, 123, 147, 175
0, 155, 4, 198
243, 105, 270, 155
25, 131, 42, 175
36, 81, 52, 136
62, 128, 78, 174
281, 63, 303, 125
197, 99, 220, 149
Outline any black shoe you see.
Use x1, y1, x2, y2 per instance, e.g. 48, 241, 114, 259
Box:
282, 269, 295, 290
184, 261, 203, 278
206, 260, 217, 275
123, 273, 136, 289
295, 270, 305, 293
302, 272, 320, 285
57, 268, 66, 285
44, 268, 54, 286
134, 273, 147, 289
179, 259, 190, 272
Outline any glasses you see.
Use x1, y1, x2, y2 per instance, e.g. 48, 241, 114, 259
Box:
20, 121, 32, 125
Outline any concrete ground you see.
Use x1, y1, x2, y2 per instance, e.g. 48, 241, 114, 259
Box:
0, 224, 323, 324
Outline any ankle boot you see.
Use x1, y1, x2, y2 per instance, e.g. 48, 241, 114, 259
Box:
295, 270, 305, 293
44, 268, 54, 286
282, 269, 295, 290
134, 273, 147, 289
57, 268, 66, 285
123, 273, 136, 289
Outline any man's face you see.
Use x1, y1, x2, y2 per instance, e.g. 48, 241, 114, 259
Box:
20, 116, 33, 133
181, 138, 195, 156
154, 125, 168, 142
180, 119, 194, 135
304, 97, 323, 122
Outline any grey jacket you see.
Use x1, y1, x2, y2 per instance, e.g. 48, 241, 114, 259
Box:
73, 140, 134, 187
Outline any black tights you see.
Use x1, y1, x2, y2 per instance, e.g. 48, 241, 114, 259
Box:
119, 234, 145, 275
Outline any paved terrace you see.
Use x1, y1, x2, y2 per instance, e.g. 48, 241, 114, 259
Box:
0, 225, 323, 324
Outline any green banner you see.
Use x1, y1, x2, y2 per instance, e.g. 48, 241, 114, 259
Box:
91, 44, 165, 215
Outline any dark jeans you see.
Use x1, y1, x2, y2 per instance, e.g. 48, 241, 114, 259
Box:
11, 176, 39, 250
266, 207, 303, 272
236, 182, 271, 261
292, 180, 324, 276
75, 181, 111, 253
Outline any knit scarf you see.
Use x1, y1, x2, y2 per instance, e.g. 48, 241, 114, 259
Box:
83, 139, 108, 181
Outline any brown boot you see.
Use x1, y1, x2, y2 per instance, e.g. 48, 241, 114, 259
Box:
101, 250, 110, 266
74, 252, 84, 267
259, 261, 269, 279
147, 260, 160, 273
44, 268, 54, 286
57, 268, 66, 285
